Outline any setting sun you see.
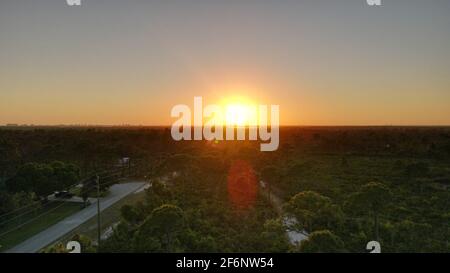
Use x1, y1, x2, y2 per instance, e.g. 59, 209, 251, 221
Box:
225, 104, 256, 126
219, 96, 258, 127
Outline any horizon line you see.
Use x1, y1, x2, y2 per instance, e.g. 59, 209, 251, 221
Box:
2, 124, 450, 128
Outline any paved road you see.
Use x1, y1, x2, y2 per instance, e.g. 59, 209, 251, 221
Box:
5, 182, 147, 253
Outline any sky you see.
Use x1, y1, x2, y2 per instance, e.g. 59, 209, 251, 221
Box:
0, 0, 449, 126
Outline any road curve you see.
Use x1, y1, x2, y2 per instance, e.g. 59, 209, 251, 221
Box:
5, 182, 146, 253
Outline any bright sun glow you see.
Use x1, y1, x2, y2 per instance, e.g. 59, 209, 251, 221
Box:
219, 95, 258, 126
225, 104, 251, 126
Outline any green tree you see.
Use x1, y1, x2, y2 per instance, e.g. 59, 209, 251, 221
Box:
346, 182, 392, 242
120, 204, 141, 225
405, 162, 429, 178
284, 191, 343, 232
261, 165, 281, 201
298, 230, 345, 253
144, 179, 172, 211
164, 154, 195, 204
139, 204, 184, 252
0, 192, 14, 217
260, 218, 290, 252
6, 163, 54, 200
179, 229, 218, 252
392, 220, 433, 252
6, 162, 80, 201
0, 137, 21, 180
50, 161, 79, 189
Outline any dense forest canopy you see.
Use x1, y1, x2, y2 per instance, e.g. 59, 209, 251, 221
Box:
1, 126, 449, 252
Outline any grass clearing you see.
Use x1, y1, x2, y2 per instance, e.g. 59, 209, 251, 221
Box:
0, 202, 83, 252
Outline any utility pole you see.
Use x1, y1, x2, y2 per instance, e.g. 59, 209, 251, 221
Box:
96, 175, 101, 252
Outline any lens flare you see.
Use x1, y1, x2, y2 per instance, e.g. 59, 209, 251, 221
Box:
227, 160, 257, 210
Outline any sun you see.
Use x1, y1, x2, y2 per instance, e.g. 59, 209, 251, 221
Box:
220, 96, 258, 126
225, 104, 251, 126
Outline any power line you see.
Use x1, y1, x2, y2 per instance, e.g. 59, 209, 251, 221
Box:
0, 166, 128, 220
0, 182, 97, 227
0, 161, 143, 237
0, 173, 126, 226
0, 180, 84, 220
0, 177, 124, 238
0, 201, 69, 238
